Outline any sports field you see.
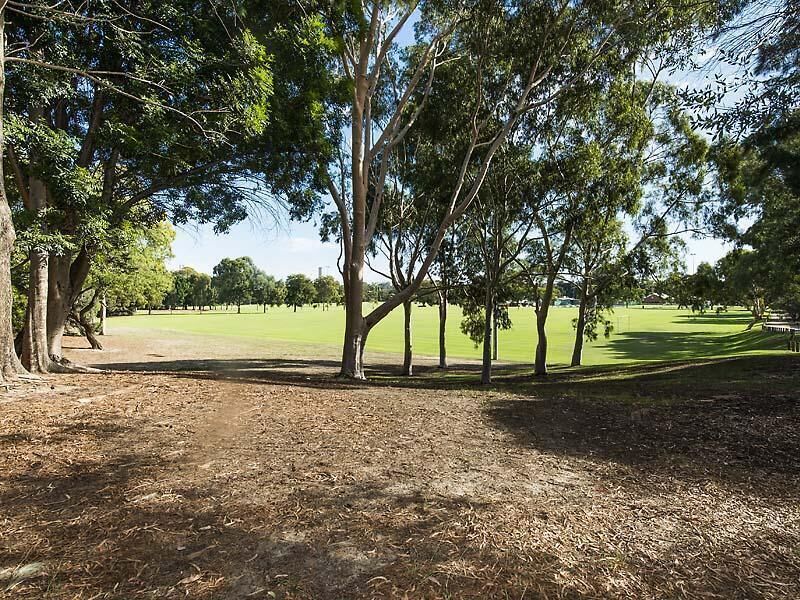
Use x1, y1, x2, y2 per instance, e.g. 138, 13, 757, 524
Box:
109, 304, 784, 366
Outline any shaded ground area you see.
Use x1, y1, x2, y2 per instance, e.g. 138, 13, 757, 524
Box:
1, 334, 799, 599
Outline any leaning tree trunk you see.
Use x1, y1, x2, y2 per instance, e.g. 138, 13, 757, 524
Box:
481, 288, 494, 385
570, 281, 590, 368
47, 248, 90, 361
402, 300, 413, 376
0, 13, 26, 382
70, 292, 103, 350
438, 289, 447, 369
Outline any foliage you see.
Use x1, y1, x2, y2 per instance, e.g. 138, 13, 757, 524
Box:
314, 275, 342, 306
253, 270, 286, 308
212, 257, 257, 308
86, 221, 175, 312
285, 274, 316, 310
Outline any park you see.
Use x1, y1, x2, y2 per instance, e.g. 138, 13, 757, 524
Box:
1, 0, 799, 598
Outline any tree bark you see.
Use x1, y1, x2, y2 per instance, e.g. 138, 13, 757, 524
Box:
100, 294, 106, 334
75, 290, 103, 350
0, 12, 27, 382
438, 289, 447, 369
571, 282, 589, 367
492, 307, 499, 361
21, 176, 53, 372
534, 278, 556, 376
339, 70, 369, 380
481, 288, 494, 385
47, 248, 91, 360
402, 300, 413, 376
340, 247, 367, 379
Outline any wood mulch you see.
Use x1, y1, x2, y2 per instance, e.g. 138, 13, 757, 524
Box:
1, 335, 798, 598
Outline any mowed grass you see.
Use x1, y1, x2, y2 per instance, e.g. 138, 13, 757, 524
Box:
109, 303, 787, 366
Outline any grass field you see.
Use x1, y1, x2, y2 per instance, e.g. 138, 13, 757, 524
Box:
109, 303, 786, 366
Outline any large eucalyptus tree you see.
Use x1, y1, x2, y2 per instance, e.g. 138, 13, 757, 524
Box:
294, 0, 717, 379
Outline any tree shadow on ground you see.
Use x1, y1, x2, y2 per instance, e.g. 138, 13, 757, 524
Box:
89, 348, 796, 397
484, 354, 800, 497
604, 329, 782, 361
81, 353, 800, 496
670, 312, 754, 325
4, 379, 799, 598
1, 411, 572, 599
87, 356, 495, 390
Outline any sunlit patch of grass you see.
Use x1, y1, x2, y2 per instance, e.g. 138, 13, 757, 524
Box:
110, 304, 787, 368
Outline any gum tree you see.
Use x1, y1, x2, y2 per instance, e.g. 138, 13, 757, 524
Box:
297, 0, 713, 379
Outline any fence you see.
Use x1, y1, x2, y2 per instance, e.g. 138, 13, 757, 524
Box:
762, 317, 800, 352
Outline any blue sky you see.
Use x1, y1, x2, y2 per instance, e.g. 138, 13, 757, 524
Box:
168, 211, 731, 280
169, 214, 344, 280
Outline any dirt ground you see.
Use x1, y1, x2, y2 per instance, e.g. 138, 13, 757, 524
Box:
1, 333, 799, 599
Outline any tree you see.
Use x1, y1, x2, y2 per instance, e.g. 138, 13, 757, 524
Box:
3, 0, 332, 373
266, 279, 287, 309
516, 78, 709, 375
717, 250, 769, 323
252, 269, 270, 312
285, 274, 316, 312
457, 145, 537, 384
190, 273, 213, 312
696, 1, 799, 319
213, 257, 256, 313
369, 131, 447, 376
73, 222, 174, 347
711, 122, 800, 322
314, 275, 342, 310
291, 0, 715, 379
429, 231, 467, 369
252, 270, 286, 313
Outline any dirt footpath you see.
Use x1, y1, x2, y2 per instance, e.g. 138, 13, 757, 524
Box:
1, 335, 798, 599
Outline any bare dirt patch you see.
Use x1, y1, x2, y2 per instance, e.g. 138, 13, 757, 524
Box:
1, 334, 798, 598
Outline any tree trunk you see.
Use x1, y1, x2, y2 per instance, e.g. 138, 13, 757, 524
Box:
481, 288, 493, 385
21, 177, 53, 373
438, 289, 447, 369
47, 248, 90, 361
534, 279, 556, 376
0, 13, 26, 382
22, 249, 51, 372
402, 300, 413, 376
340, 246, 367, 379
492, 307, 499, 361
571, 293, 589, 368
78, 291, 103, 349
570, 280, 590, 367
100, 294, 106, 335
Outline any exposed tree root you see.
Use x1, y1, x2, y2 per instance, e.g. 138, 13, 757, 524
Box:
48, 356, 104, 374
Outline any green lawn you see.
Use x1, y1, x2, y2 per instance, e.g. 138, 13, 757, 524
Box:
109, 303, 786, 366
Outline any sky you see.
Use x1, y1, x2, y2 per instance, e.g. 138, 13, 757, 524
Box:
169, 214, 345, 280
168, 210, 732, 280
